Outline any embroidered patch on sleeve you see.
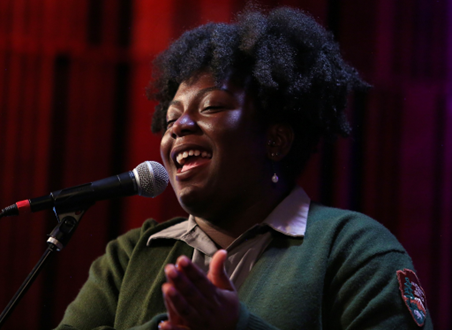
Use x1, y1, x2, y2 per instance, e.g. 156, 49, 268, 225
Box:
396, 269, 427, 327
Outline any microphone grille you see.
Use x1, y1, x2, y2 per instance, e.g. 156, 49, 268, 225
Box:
134, 161, 169, 198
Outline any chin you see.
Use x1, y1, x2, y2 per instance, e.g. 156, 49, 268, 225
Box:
176, 185, 209, 216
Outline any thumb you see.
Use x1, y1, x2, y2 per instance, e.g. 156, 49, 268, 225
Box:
207, 249, 234, 291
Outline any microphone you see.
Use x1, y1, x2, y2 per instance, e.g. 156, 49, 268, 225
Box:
0, 161, 169, 218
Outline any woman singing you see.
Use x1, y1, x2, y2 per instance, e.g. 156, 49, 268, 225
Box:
56, 7, 432, 330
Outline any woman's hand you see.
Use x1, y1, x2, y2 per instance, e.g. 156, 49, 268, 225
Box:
159, 250, 240, 330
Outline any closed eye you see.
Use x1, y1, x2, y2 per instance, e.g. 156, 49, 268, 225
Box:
202, 106, 225, 112
166, 119, 177, 129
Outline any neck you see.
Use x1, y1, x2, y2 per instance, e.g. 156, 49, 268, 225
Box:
194, 181, 294, 248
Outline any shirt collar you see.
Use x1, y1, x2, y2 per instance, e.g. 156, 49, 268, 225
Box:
263, 185, 310, 237
147, 185, 310, 246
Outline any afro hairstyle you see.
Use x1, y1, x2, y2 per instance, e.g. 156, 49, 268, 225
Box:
149, 7, 368, 177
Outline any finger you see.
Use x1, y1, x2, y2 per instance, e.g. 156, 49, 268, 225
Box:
165, 263, 213, 308
164, 267, 212, 325
208, 250, 235, 291
162, 282, 182, 324
162, 282, 192, 318
158, 320, 190, 330
175, 255, 218, 298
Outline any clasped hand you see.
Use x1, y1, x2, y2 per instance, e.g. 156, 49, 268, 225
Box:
159, 250, 240, 330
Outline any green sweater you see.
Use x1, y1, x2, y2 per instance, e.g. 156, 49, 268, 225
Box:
56, 203, 433, 329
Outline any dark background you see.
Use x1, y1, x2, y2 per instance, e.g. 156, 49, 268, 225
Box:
0, 0, 450, 329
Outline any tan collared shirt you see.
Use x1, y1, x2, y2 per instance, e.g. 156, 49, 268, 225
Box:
147, 186, 310, 289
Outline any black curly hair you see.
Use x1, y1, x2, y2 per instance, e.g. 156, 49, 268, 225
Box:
149, 7, 368, 177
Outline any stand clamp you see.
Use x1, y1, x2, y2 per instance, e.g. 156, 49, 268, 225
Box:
0, 203, 93, 328
47, 205, 92, 251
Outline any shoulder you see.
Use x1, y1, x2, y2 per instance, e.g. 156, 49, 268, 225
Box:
305, 202, 409, 262
306, 202, 390, 231
304, 204, 433, 328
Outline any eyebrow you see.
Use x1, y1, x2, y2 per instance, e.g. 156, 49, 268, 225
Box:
168, 86, 233, 108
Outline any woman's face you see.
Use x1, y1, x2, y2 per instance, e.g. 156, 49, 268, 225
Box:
160, 72, 270, 220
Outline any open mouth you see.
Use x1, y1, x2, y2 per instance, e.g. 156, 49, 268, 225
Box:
174, 149, 212, 173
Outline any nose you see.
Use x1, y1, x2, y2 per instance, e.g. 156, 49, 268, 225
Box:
170, 112, 198, 138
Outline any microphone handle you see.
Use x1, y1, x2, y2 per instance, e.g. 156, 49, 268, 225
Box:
30, 171, 138, 212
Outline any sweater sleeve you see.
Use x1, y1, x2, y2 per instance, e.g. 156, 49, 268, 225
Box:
54, 220, 166, 330
233, 205, 433, 330
322, 212, 434, 330
236, 251, 434, 330
326, 250, 433, 329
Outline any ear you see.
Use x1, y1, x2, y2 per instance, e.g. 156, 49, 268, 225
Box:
266, 123, 294, 161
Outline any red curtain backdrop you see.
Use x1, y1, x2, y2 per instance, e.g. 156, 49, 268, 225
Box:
0, 0, 450, 329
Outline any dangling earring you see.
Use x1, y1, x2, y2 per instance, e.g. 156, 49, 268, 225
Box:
272, 172, 279, 183
268, 140, 280, 183
270, 152, 279, 183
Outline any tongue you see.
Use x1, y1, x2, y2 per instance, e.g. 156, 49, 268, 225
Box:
181, 157, 210, 173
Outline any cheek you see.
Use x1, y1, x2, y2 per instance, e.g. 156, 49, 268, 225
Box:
160, 134, 172, 168
212, 110, 258, 136
211, 113, 266, 159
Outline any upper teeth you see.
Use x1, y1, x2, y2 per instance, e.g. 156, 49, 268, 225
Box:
176, 149, 211, 165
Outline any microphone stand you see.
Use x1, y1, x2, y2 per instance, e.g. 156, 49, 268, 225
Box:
0, 203, 93, 328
